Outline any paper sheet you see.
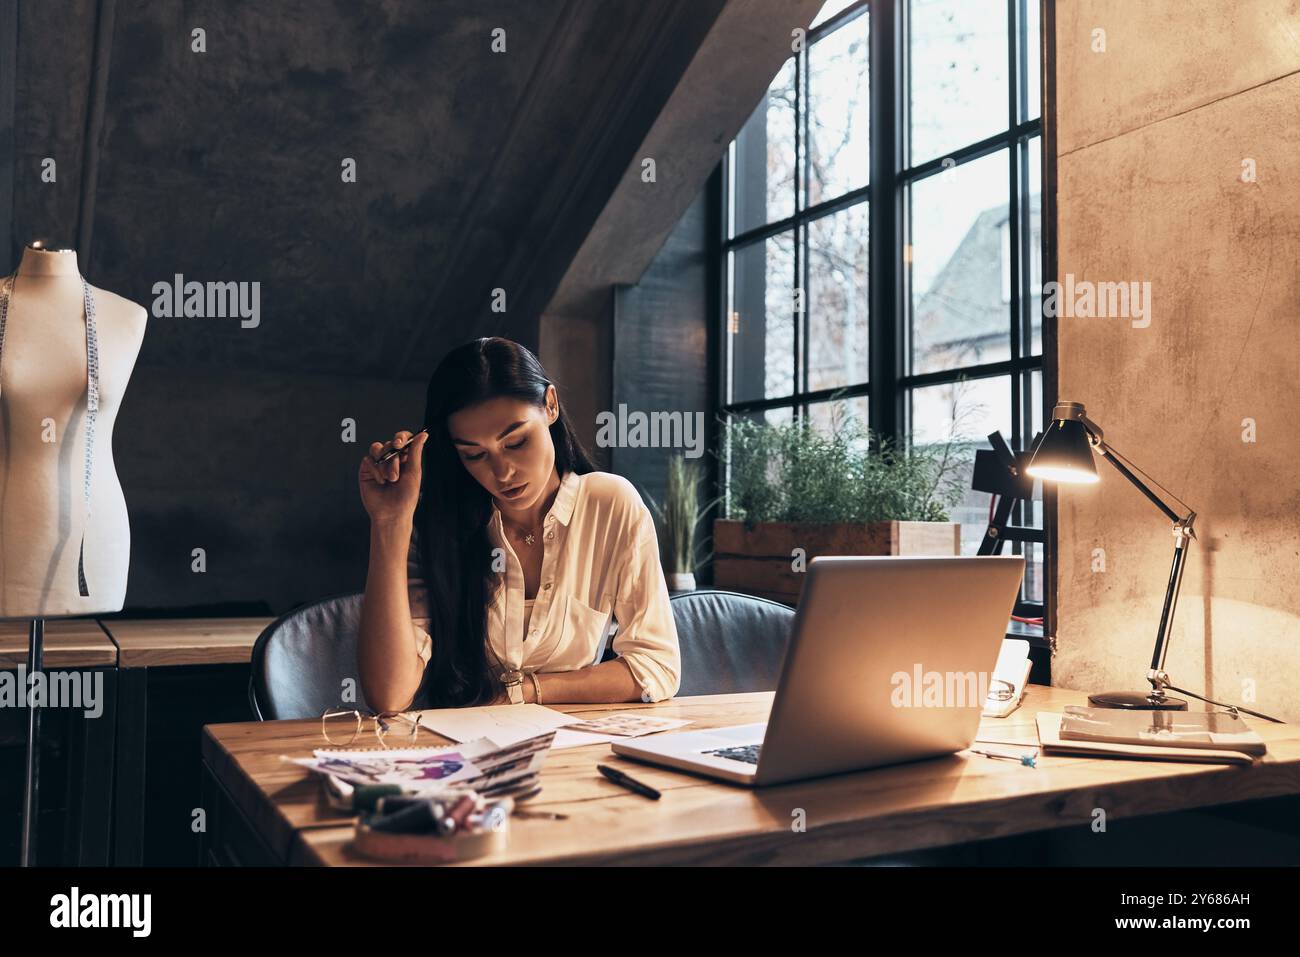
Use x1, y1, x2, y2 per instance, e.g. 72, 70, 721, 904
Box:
413, 704, 624, 750
561, 713, 693, 736
552, 728, 625, 749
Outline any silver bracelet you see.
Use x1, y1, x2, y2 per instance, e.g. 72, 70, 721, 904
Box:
529, 671, 543, 705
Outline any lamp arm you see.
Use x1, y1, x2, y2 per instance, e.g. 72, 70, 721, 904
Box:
1092, 434, 1190, 696
1092, 438, 1188, 525
1151, 530, 1191, 684
1084, 421, 1198, 699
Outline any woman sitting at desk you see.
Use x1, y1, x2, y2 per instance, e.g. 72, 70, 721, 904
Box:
356, 336, 680, 712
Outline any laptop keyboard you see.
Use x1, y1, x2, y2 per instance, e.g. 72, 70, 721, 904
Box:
703, 743, 762, 765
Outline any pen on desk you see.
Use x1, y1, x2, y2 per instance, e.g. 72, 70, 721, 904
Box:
969, 746, 1037, 768
597, 763, 661, 800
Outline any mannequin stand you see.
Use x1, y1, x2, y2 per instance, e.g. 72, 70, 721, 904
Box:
21, 618, 43, 867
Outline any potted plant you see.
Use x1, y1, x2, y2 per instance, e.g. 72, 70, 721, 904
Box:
712, 403, 971, 605
641, 453, 720, 593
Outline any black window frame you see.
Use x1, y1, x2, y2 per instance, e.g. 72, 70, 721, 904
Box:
719, 0, 1045, 434
716, 0, 1054, 631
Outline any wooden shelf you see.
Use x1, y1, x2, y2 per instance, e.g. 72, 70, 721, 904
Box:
0, 619, 117, 668
99, 617, 275, 668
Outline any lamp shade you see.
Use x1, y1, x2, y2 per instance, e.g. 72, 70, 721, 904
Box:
1026, 418, 1099, 484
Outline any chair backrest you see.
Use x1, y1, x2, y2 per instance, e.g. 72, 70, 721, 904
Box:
249, 591, 369, 721
251, 587, 797, 718
669, 589, 795, 696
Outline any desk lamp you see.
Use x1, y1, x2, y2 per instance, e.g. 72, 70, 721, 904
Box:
1027, 401, 1196, 710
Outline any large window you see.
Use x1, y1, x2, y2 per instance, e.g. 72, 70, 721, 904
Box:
721, 0, 1045, 602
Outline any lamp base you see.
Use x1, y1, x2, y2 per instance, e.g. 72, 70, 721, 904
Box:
1087, 690, 1187, 711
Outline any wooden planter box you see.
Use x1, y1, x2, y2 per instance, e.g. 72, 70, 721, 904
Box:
712, 519, 962, 606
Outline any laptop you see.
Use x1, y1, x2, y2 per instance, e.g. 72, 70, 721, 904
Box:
612, 555, 1026, 786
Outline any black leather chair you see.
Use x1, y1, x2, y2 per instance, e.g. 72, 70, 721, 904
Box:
668, 589, 795, 696
249, 591, 369, 721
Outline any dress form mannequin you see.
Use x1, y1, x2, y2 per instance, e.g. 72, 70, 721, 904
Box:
0, 242, 147, 618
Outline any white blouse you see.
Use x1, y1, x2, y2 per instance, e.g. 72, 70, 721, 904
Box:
522, 598, 536, 641
407, 469, 682, 704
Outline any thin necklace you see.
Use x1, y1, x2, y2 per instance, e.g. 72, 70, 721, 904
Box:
501, 473, 562, 546
504, 519, 541, 547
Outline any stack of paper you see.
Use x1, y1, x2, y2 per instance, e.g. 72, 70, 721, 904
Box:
1036, 712, 1264, 765
287, 730, 557, 807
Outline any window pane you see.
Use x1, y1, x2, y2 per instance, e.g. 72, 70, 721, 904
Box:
1024, 0, 1041, 121
811, 0, 861, 29
910, 375, 1011, 444
731, 406, 795, 430
729, 233, 795, 404
909, 0, 1010, 165
1024, 367, 1042, 448
762, 406, 794, 427
910, 375, 1012, 554
808, 204, 869, 392
806, 395, 870, 451
808, 11, 869, 205
1023, 135, 1042, 356
733, 58, 796, 236
1025, 537, 1044, 603
908, 149, 1010, 374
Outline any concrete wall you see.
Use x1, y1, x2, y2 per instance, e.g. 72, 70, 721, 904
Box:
1053, 1, 1300, 720
539, 308, 613, 469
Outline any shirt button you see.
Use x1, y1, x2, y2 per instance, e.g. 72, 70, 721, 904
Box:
545, 531, 555, 541
641, 691, 653, 703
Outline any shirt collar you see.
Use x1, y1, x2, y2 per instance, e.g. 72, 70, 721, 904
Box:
488, 469, 581, 530
548, 469, 581, 526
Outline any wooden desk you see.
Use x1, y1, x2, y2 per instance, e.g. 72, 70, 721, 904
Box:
201, 685, 1300, 866
99, 616, 274, 864
0, 618, 117, 865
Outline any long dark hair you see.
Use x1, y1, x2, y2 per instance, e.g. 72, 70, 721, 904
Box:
412, 337, 599, 707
